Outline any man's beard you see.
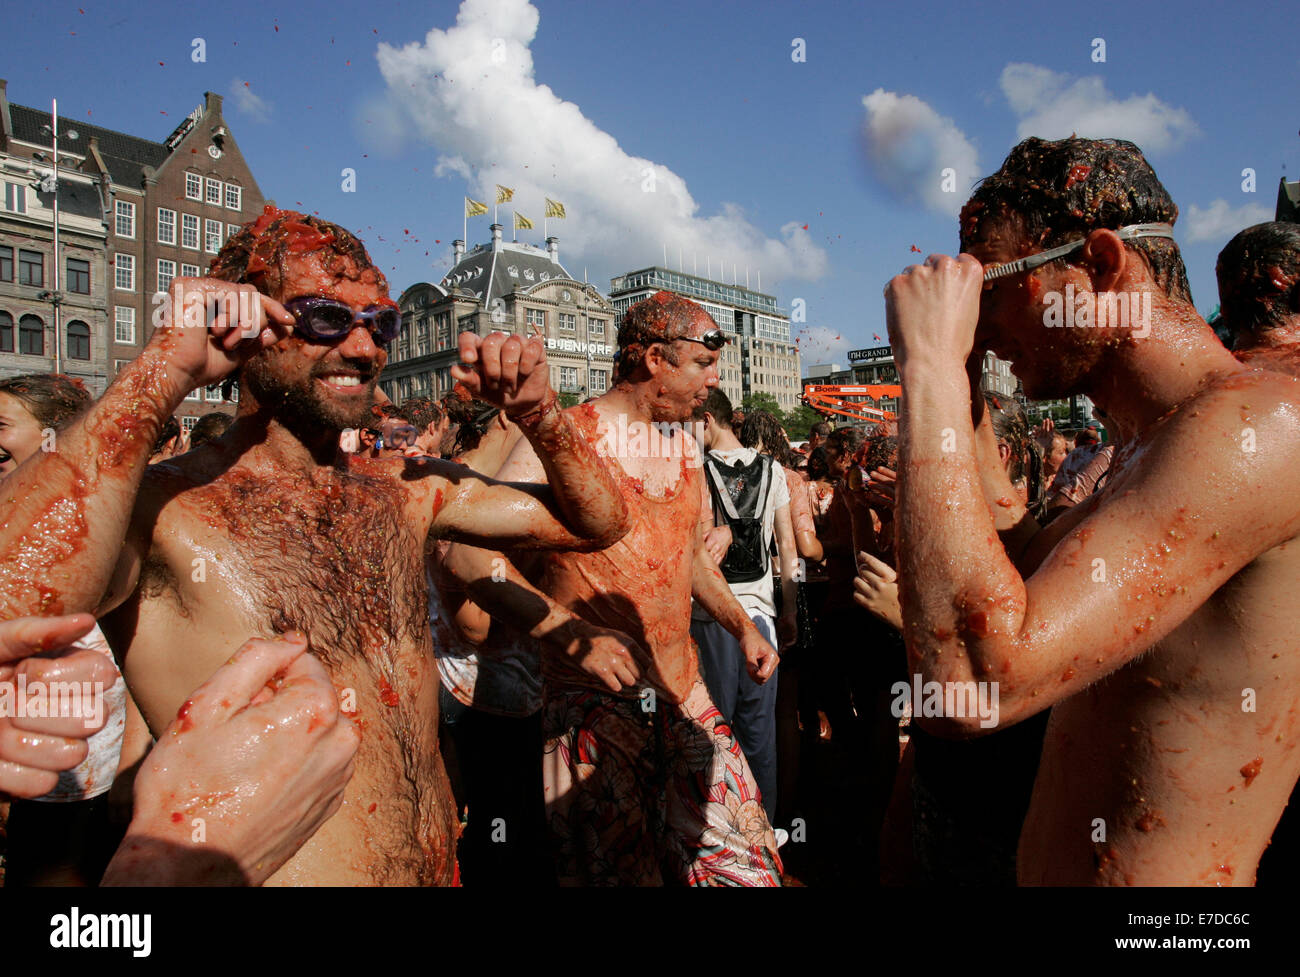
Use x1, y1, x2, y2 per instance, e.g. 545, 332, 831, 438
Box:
243, 359, 377, 433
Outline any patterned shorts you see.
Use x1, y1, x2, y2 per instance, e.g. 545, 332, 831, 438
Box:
542, 679, 782, 886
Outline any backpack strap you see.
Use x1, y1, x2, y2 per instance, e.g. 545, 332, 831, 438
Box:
704, 452, 772, 522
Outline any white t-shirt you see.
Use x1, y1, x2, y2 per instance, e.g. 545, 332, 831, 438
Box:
36, 623, 126, 803
692, 447, 790, 620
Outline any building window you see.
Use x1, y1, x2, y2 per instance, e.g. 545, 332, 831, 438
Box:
115, 200, 136, 238
227, 223, 240, 240
590, 369, 608, 394
559, 366, 579, 390
205, 219, 222, 254
435, 314, 450, 350
588, 318, 605, 337
19, 315, 44, 356
526, 308, 546, 332
205, 384, 224, 403
158, 208, 176, 244
157, 259, 176, 294
114, 359, 129, 373
114, 253, 135, 291
114, 306, 135, 344
0, 246, 11, 282
181, 415, 198, 434
4, 181, 27, 214
185, 388, 201, 402
417, 316, 429, 356
205, 178, 222, 205
224, 185, 242, 211
66, 320, 90, 360
181, 263, 200, 278
19, 250, 44, 287
67, 257, 90, 294
185, 172, 202, 200
3, 181, 26, 214
558, 312, 576, 332
0, 312, 11, 352
181, 214, 199, 250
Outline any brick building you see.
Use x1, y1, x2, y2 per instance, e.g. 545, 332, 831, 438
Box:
0, 81, 267, 430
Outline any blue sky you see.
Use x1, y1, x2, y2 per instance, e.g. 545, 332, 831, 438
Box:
6, 0, 1297, 368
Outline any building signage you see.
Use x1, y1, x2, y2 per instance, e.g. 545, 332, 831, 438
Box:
545, 337, 613, 357
848, 345, 893, 362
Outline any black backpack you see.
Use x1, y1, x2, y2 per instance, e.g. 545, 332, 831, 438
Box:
704, 452, 775, 584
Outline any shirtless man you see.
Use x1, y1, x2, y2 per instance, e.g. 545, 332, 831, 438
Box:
1217, 221, 1300, 376
884, 137, 1300, 885
0, 207, 630, 885
1, 613, 358, 885
445, 291, 783, 885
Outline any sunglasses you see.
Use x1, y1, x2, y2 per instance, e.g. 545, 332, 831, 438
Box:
282, 296, 402, 346
677, 328, 729, 351
981, 223, 1176, 284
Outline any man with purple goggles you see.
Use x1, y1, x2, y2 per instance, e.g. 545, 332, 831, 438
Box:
282, 295, 403, 346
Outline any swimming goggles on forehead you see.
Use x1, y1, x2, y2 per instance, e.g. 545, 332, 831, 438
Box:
981, 223, 1176, 283
676, 328, 729, 351
282, 296, 402, 346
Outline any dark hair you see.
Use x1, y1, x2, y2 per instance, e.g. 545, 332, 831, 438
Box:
189, 411, 233, 447
806, 445, 832, 482
740, 409, 797, 468
863, 435, 899, 472
615, 291, 711, 381
825, 426, 865, 460
983, 392, 1044, 510
153, 416, 181, 455
1216, 222, 1300, 344
0, 374, 90, 430
962, 137, 1191, 303
397, 396, 445, 432
441, 393, 500, 456
809, 421, 831, 438
697, 388, 733, 428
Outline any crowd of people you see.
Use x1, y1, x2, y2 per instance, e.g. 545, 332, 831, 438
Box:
0, 136, 1297, 886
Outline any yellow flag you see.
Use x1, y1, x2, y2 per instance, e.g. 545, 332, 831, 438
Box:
465, 197, 488, 217
514, 211, 533, 230
545, 198, 566, 219
496, 185, 515, 204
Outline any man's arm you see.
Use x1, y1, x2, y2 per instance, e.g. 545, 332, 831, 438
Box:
772, 502, 798, 650
440, 542, 641, 692
886, 255, 1300, 734
690, 519, 779, 683
445, 332, 629, 548
0, 280, 291, 619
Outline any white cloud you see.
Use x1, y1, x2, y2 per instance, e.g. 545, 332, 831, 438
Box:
1000, 64, 1198, 154
860, 89, 978, 216
229, 79, 271, 123
1181, 199, 1274, 244
373, 0, 826, 285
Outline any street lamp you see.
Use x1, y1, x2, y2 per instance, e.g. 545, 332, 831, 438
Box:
36, 100, 78, 375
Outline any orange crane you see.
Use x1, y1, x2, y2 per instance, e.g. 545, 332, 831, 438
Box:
802, 383, 902, 425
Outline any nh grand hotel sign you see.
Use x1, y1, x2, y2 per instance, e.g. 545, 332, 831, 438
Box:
847, 345, 893, 362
